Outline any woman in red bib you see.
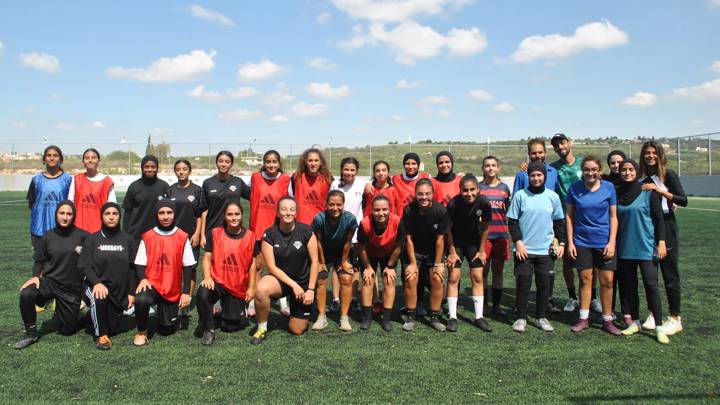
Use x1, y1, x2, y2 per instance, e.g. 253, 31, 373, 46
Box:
431, 151, 461, 207
133, 200, 196, 345
392, 153, 429, 218
292, 148, 333, 225
362, 160, 396, 217
357, 195, 405, 332
197, 201, 258, 345
69, 148, 116, 233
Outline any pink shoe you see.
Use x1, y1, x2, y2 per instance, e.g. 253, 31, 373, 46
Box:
603, 320, 622, 336
571, 318, 589, 333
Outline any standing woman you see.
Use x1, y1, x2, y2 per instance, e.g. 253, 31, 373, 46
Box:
15, 201, 88, 349
615, 159, 669, 344
69, 148, 116, 234
292, 148, 333, 225
201, 151, 250, 246
446, 174, 493, 332
330, 157, 364, 313
392, 153, 430, 217
506, 162, 566, 332
197, 201, 258, 345
639, 140, 687, 334
431, 151, 461, 207
123, 155, 169, 242
363, 160, 396, 217
27, 145, 72, 252
478, 156, 512, 316
311, 190, 358, 331
252, 197, 320, 344
603, 150, 627, 187
566, 156, 620, 335
357, 195, 405, 331
79, 202, 136, 350
133, 200, 196, 345
401, 179, 451, 332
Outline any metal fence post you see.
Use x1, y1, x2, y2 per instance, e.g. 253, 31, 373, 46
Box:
709, 136, 712, 176
677, 138, 681, 176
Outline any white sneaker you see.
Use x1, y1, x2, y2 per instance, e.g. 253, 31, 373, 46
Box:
339, 316, 352, 331
123, 306, 135, 316
512, 318, 527, 333
535, 318, 554, 332
661, 317, 683, 336
247, 300, 256, 317
563, 298, 579, 312
642, 314, 656, 330
312, 316, 328, 331
149, 305, 157, 315
591, 298, 602, 313
279, 297, 290, 317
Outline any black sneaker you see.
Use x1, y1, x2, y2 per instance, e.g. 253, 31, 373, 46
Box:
474, 317, 492, 332
492, 305, 506, 317
381, 320, 393, 332
547, 299, 562, 314
360, 318, 371, 331
14, 334, 38, 350
446, 318, 458, 332
201, 330, 216, 346
429, 315, 446, 332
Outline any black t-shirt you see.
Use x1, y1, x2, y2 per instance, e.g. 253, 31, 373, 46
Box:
205, 226, 260, 256
34, 227, 89, 293
402, 201, 451, 256
122, 178, 169, 239
164, 182, 206, 236
447, 194, 492, 245
78, 230, 136, 308
262, 223, 314, 286
202, 175, 250, 232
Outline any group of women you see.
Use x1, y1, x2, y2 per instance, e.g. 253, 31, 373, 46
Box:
16, 139, 686, 349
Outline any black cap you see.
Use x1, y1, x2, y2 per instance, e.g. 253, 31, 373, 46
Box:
550, 133, 569, 146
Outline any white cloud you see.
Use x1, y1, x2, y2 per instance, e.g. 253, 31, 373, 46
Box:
391, 114, 404, 121
54, 121, 76, 130
190, 4, 235, 26
307, 57, 336, 71
291, 102, 329, 117
493, 102, 515, 112
107, 49, 216, 82
186, 85, 224, 102
13, 122, 28, 129
331, 0, 470, 24
418, 95, 448, 106
446, 28, 487, 56
510, 20, 629, 63
306, 82, 351, 99
263, 82, 293, 106
54, 120, 105, 130
49, 93, 63, 100
467, 89, 494, 101
710, 0, 720, 7
269, 114, 289, 123
226, 86, 258, 99
668, 78, 720, 102
316, 12, 332, 24
709, 60, 720, 72
622, 91, 657, 107
531, 106, 544, 112
23, 107, 34, 113
396, 79, 420, 89
86, 121, 105, 129
218, 109, 263, 122
19, 52, 61, 73
439, 109, 451, 117
237, 59, 283, 82
690, 119, 704, 125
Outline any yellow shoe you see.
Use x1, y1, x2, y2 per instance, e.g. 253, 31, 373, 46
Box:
35, 305, 45, 313
622, 322, 641, 336
250, 328, 267, 345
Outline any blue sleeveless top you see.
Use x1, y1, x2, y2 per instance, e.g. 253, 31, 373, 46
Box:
617, 190, 655, 260
28, 172, 72, 236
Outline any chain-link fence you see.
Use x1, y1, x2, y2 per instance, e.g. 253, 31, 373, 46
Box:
1, 134, 718, 177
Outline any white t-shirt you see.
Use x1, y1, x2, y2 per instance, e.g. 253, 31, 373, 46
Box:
331, 178, 365, 242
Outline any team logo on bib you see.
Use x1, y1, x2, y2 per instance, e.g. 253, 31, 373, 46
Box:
293, 241, 303, 250
433, 224, 438, 229
187, 195, 195, 202
75, 246, 83, 254
229, 185, 237, 192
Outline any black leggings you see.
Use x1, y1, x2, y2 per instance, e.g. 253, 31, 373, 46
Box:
20, 281, 80, 335
618, 259, 662, 322
660, 216, 681, 316
196, 284, 247, 332
83, 287, 123, 337
515, 255, 553, 319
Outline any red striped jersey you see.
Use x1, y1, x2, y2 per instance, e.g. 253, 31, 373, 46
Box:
293, 173, 330, 225
478, 181, 511, 240
210, 227, 255, 299
249, 172, 291, 241
392, 172, 430, 218
431, 177, 461, 207
73, 174, 114, 233
141, 228, 189, 302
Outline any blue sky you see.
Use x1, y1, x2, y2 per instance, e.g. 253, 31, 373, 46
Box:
1, 0, 719, 153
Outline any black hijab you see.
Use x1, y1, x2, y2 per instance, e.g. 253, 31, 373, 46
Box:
100, 202, 122, 236
527, 161, 546, 194
434, 151, 456, 182
617, 159, 643, 206
155, 199, 176, 232
141, 155, 159, 185
54, 200, 76, 236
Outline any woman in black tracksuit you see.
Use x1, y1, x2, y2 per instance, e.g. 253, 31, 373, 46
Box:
638, 141, 687, 335
79, 202, 136, 350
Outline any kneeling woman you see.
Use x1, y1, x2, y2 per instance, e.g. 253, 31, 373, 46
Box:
357, 195, 405, 331
198, 201, 258, 345
15, 201, 88, 349
311, 190, 358, 331
133, 200, 196, 345
79, 202, 136, 350
252, 197, 320, 344
507, 162, 566, 332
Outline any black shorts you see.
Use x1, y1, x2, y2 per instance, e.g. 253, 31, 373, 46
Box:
321, 246, 359, 279
138, 289, 180, 327
574, 246, 617, 271
452, 244, 484, 268
401, 254, 435, 290
514, 254, 555, 277
209, 283, 247, 321
276, 277, 312, 320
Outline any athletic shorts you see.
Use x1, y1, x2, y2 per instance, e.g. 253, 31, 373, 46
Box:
485, 238, 511, 261
451, 244, 484, 268
514, 254, 555, 277
276, 277, 312, 320
320, 246, 359, 279
139, 289, 180, 327
212, 283, 247, 321
574, 246, 617, 271
401, 255, 436, 291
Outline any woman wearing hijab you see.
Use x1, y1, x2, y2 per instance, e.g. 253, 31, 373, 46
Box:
15, 201, 89, 349
392, 153, 430, 217
122, 155, 170, 242
431, 151, 461, 207
79, 202, 136, 350
133, 200, 196, 345
615, 159, 669, 344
